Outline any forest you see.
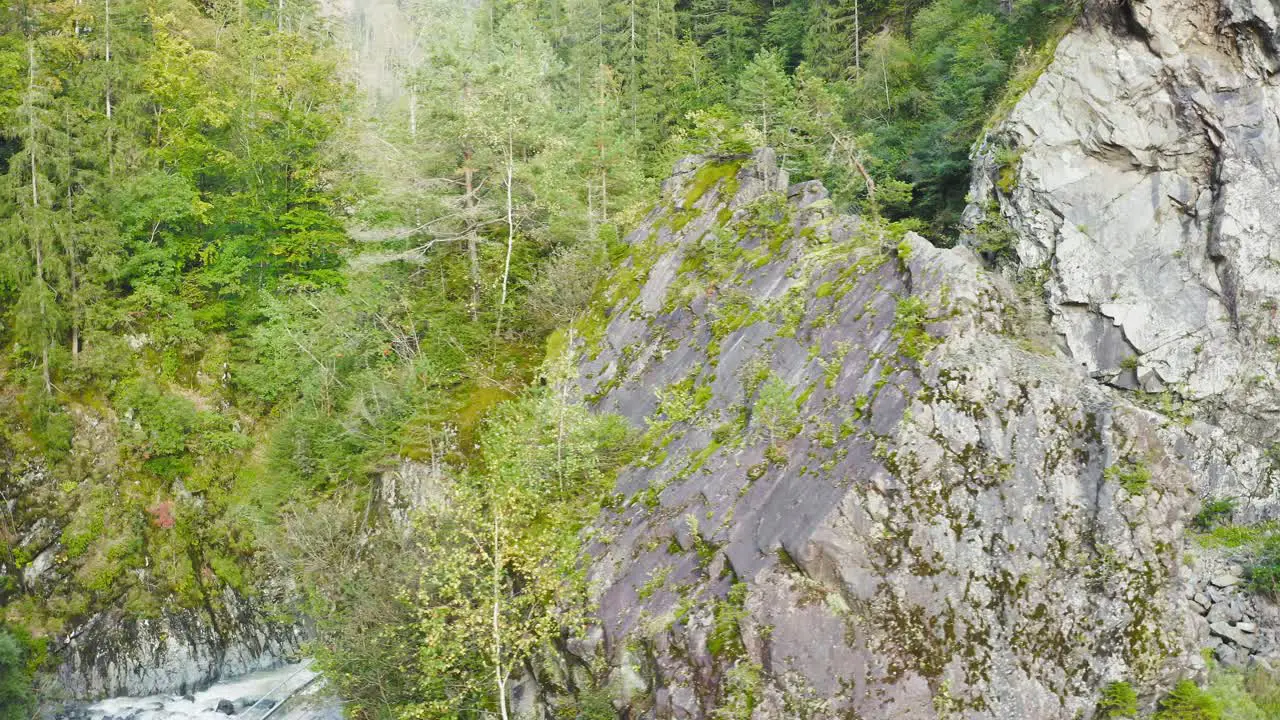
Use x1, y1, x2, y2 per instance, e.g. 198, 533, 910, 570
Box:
0, 0, 1082, 717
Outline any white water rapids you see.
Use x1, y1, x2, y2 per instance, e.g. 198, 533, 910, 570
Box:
81, 661, 342, 720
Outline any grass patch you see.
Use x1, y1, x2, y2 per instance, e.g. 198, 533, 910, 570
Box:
1105, 459, 1152, 495
892, 295, 940, 363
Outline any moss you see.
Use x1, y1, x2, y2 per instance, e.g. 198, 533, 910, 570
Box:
686, 515, 720, 568
653, 374, 713, 426
670, 208, 700, 231
1104, 459, 1151, 495
771, 285, 809, 339
740, 192, 793, 254
817, 341, 852, 389
637, 565, 674, 600
711, 407, 749, 448
707, 290, 763, 358
707, 582, 749, 660
544, 327, 569, 363
994, 146, 1023, 193
685, 160, 743, 208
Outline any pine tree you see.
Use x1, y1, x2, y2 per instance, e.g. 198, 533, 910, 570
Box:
683, 0, 766, 81
1, 34, 68, 393
734, 48, 796, 155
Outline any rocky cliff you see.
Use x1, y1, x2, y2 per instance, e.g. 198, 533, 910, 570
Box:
967, 0, 1280, 444
516, 141, 1280, 718
3, 415, 301, 702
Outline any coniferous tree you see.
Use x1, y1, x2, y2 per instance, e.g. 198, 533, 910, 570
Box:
2, 34, 67, 393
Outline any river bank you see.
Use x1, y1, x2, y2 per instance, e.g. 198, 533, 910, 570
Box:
49, 661, 341, 720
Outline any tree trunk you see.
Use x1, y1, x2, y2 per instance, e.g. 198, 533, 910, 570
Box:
629, 0, 637, 131
854, 0, 861, 71
409, 86, 416, 139
66, 178, 80, 359
464, 149, 480, 320
492, 510, 509, 720
105, 0, 114, 175
28, 42, 51, 393
496, 133, 514, 338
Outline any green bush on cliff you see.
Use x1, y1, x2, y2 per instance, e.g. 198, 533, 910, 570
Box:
893, 295, 941, 363
1156, 680, 1221, 720
1098, 681, 1138, 718
755, 373, 802, 447
0, 631, 33, 720
1193, 499, 1236, 531
1247, 535, 1280, 597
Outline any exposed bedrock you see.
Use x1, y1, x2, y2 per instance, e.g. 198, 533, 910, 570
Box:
513, 147, 1280, 718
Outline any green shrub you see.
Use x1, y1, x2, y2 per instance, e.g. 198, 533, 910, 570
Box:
570, 687, 618, 719
713, 661, 763, 720
1197, 523, 1273, 550
1247, 534, 1280, 597
1097, 681, 1138, 719
994, 146, 1023, 193
754, 373, 800, 446
972, 205, 1017, 265
1151, 667, 1280, 720
1193, 499, 1235, 531
27, 397, 75, 461
0, 631, 34, 720
1156, 679, 1222, 720
893, 295, 940, 362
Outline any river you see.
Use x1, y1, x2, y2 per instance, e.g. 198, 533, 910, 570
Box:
77, 661, 343, 720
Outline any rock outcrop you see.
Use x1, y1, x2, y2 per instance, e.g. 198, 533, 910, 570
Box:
2, 421, 300, 702
53, 589, 302, 700
520, 147, 1280, 718
966, 0, 1280, 445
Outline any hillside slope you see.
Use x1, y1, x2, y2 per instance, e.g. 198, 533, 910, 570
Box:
516, 148, 1280, 719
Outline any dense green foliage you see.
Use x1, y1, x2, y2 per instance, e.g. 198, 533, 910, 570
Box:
0, 0, 1092, 713
0, 630, 34, 720
1147, 666, 1280, 720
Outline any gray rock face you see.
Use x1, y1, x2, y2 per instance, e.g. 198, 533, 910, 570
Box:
522, 148, 1280, 719
53, 587, 302, 700
965, 0, 1280, 446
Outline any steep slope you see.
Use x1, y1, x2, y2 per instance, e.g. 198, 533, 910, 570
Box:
5, 411, 302, 701
518, 149, 1280, 719
966, 0, 1280, 441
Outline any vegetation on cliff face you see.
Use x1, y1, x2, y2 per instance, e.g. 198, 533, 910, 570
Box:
0, 0, 1121, 713
0, 630, 34, 719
